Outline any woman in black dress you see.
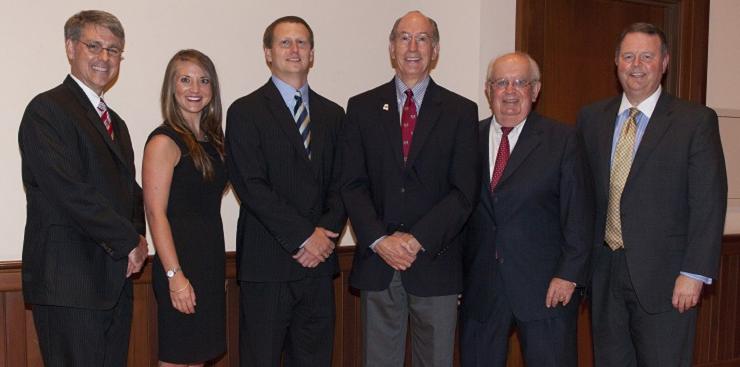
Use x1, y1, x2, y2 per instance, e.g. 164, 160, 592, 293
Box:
143, 49, 226, 367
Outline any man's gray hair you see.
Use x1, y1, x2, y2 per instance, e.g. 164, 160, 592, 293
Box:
64, 10, 125, 45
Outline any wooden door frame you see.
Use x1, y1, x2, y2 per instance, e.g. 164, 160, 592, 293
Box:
515, 0, 710, 105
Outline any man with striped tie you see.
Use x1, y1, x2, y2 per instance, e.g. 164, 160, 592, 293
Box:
225, 15, 346, 367
18, 10, 148, 366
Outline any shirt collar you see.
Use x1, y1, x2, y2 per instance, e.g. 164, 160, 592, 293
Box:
271, 75, 310, 110
618, 85, 662, 119
69, 73, 104, 111
394, 75, 430, 104
491, 115, 527, 134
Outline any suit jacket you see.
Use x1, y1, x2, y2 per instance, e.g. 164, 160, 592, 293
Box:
18, 76, 144, 310
341, 78, 479, 296
462, 112, 592, 322
577, 92, 727, 313
226, 80, 346, 282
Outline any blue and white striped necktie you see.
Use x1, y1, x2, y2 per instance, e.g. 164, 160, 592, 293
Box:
294, 91, 311, 159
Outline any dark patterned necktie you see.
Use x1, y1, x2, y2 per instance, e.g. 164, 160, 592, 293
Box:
401, 89, 417, 163
489, 127, 513, 191
97, 99, 114, 140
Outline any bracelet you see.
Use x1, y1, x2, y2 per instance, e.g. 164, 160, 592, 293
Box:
169, 280, 190, 293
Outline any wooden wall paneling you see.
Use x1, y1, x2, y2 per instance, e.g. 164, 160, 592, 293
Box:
515, 0, 709, 124
6, 292, 27, 367
676, 0, 710, 104
24, 308, 41, 367
0, 235, 737, 366
0, 294, 5, 367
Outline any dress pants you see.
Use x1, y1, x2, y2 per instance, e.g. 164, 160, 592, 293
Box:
361, 271, 458, 367
590, 246, 698, 367
460, 270, 578, 367
239, 276, 335, 367
31, 281, 133, 367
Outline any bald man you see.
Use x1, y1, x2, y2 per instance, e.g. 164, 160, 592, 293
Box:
460, 52, 591, 367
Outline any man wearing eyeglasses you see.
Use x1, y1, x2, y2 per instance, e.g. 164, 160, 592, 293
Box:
341, 10, 478, 366
459, 52, 592, 367
18, 10, 147, 367
225, 16, 346, 366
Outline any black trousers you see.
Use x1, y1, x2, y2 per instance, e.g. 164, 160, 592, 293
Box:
460, 270, 578, 367
31, 281, 133, 367
239, 276, 335, 367
590, 247, 698, 367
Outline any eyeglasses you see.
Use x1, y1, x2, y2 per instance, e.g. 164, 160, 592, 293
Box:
276, 38, 310, 50
487, 78, 537, 90
77, 40, 123, 58
395, 32, 433, 46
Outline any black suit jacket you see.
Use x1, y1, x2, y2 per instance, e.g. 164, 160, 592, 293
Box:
577, 92, 727, 313
18, 76, 144, 310
462, 113, 592, 322
226, 80, 346, 282
341, 78, 479, 296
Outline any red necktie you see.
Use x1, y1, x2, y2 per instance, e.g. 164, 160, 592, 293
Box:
401, 89, 417, 163
97, 99, 114, 140
489, 127, 513, 191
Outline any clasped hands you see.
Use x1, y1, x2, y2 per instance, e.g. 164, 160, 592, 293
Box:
374, 232, 422, 271
293, 227, 338, 268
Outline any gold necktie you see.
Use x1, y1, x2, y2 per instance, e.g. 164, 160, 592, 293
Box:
605, 107, 640, 250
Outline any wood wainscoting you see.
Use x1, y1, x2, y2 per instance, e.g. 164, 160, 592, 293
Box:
0, 235, 738, 366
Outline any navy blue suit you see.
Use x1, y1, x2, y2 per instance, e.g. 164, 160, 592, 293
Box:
461, 112, 592, 367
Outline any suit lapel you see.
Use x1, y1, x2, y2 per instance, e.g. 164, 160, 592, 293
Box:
478, 118, 495, 218
308, 88, 326, 176
495, 112, 543, 189
64, 77, 127, 169
406, 79, 442, 168
625, 92, 674, 189
377, 79, 404, 168
596, 98, 621, 198
262, 80, 312, 165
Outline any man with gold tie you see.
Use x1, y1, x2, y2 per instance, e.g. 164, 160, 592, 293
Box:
577, 22, 727, 366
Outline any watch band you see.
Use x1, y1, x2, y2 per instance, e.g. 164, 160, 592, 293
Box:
166, 266, 181, 279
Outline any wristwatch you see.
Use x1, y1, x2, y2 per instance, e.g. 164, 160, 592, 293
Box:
166, 267, 181, 279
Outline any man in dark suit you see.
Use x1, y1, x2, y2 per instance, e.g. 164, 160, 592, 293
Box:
577, 23, 727, 366
341, 10, 478, 366
18, 10, 148, 367
225, 16, 346, 367
459, 52, 592, 367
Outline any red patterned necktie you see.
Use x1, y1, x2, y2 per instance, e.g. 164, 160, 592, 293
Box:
401, 89, 417, 163
489, 126, 513, 191
97, 99, 114, 140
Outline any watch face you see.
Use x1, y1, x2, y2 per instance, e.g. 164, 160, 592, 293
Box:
167, 270, 175, 278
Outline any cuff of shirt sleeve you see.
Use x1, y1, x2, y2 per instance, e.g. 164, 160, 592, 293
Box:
680, 271, 712, 285
369, 236, 386, 252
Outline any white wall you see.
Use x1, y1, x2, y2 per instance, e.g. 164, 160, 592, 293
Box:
707, 0, 740, 234
0, 1, 515, 260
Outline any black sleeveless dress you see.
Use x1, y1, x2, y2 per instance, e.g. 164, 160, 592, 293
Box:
148, 126, 227, 364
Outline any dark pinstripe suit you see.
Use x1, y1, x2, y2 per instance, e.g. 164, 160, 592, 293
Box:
225, 79, 346, 366
18, 75, 144, 366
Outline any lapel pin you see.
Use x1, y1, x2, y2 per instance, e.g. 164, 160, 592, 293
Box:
382, 103, 389, 111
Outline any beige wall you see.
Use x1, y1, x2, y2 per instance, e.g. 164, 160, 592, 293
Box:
0, 1, 515, 260
707, 0, 740, 233
3, 1, 735, 261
